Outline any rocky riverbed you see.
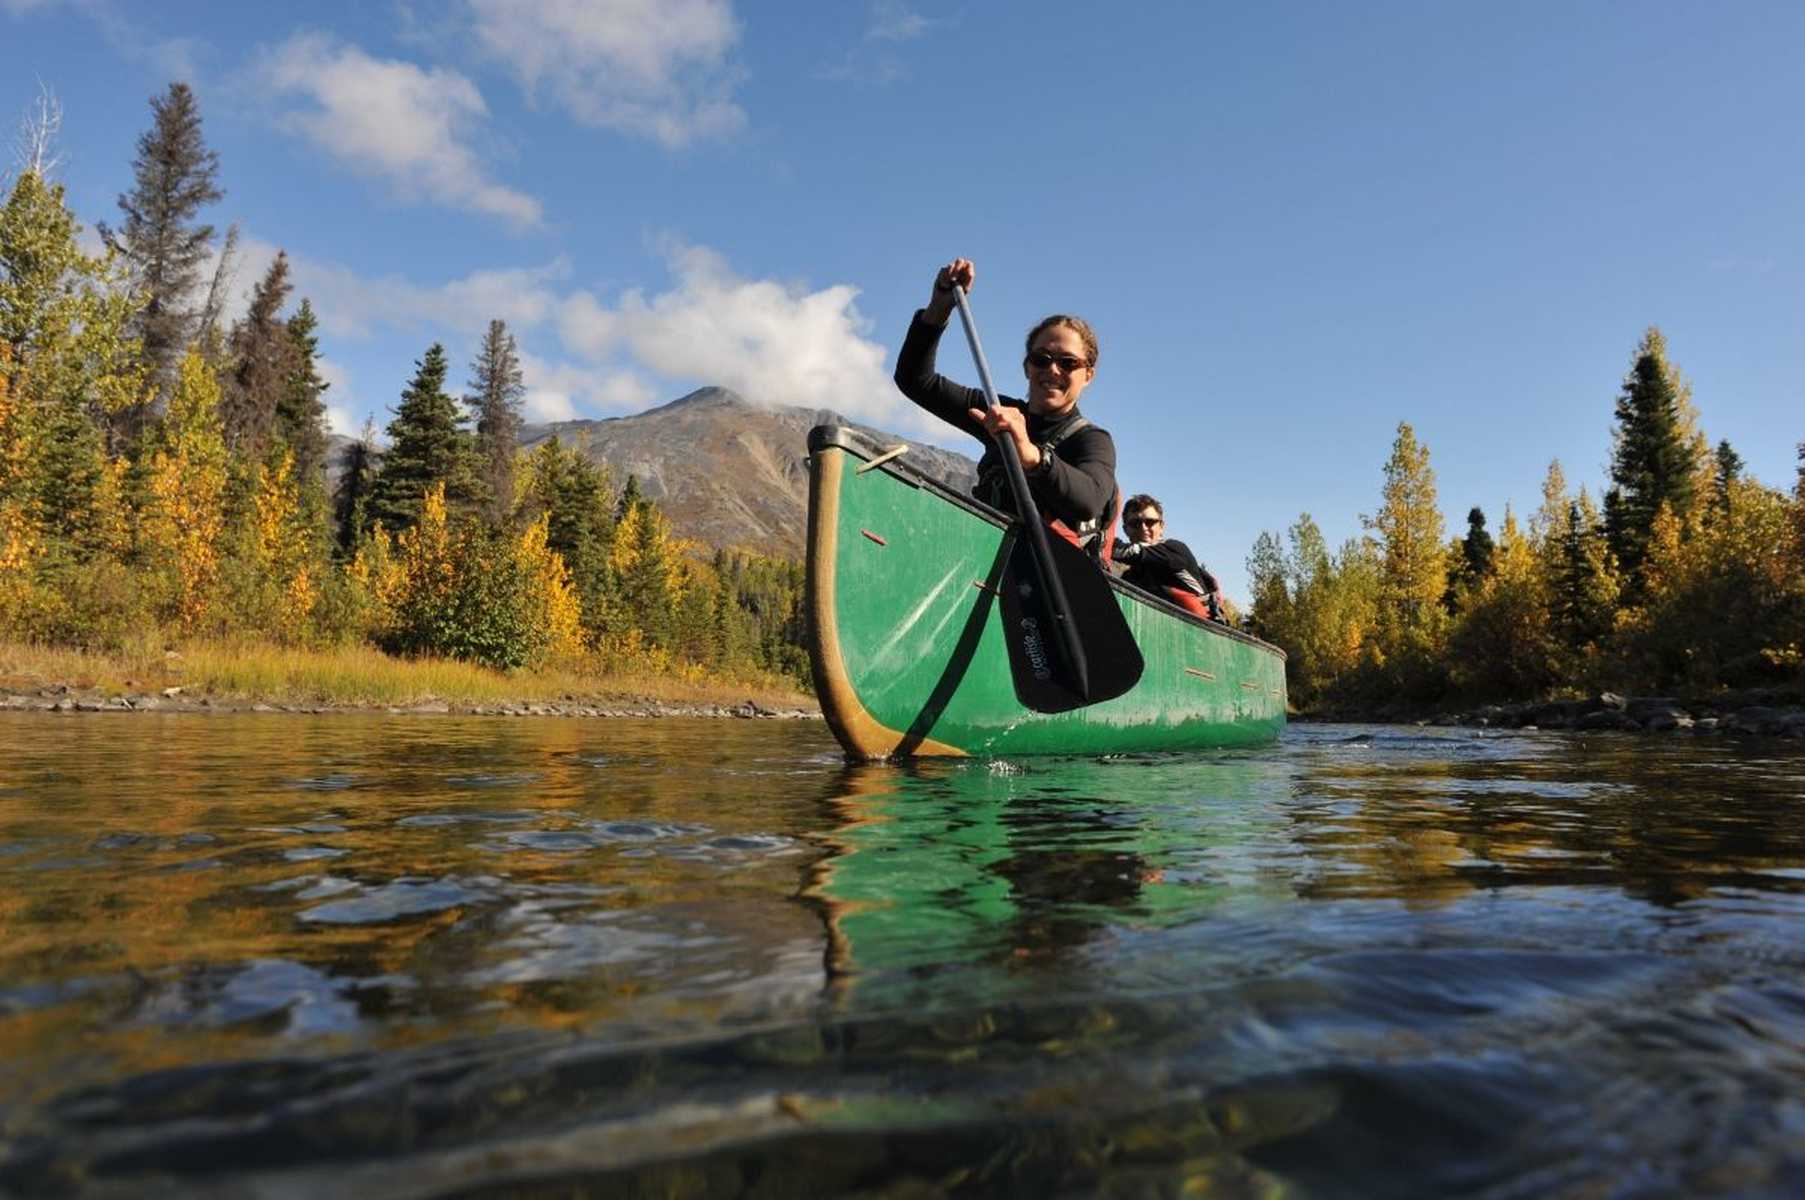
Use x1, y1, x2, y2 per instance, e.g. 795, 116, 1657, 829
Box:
0, 683, 819, 721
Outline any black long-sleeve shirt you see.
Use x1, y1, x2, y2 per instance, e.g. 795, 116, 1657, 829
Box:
1113, 538, 1220, 601
893, 311, 1117, 530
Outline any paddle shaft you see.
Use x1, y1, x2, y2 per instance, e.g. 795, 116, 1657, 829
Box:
949, 285, 1093, 701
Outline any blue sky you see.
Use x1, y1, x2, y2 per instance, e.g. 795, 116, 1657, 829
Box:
6, 0, 1801, 600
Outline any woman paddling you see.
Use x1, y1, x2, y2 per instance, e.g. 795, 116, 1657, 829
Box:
893, 258, 1119, 559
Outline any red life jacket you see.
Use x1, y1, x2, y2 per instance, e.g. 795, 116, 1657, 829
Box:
1048, 484, 1119, 567
1165, 587, 1210, 618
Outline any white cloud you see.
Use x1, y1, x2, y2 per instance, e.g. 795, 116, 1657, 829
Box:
207, 235, 567, 340
317, 358, 357, 435
556, 238, 918, 427
204, 232, 916, 430
256, 33, 541, 227
819, 1, 939, 85
467, 0, 745, 147
866, 0, 934, 41
519, 351, 655, 421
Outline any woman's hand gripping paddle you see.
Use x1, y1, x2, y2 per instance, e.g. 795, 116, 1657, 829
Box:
950, 285, 1143, 713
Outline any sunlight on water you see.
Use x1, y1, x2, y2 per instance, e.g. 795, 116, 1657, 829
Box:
1, 714, 1803, 1197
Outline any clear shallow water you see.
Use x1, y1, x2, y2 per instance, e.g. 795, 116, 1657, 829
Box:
0, 714, 1802, 1198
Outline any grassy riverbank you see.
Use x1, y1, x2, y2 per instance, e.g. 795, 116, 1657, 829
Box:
0, 640, 816, 714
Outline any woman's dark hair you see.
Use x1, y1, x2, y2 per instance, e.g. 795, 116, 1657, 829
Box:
1023, 314, 1098, 369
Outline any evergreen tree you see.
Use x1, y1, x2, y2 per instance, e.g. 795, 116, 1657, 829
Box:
103, 82, 223, 435
466, 318, 524, 524
611, 493, 683, 647
367, 344, 478, 531
331, 416, 378, 559
1605, 328, 1697, 591
1444, 505, 1495, 611
1460, 506, 1495, 581
516, 435, 614, 632
221, 251, 294, 461
278, 297, 329, 486
1446, 508, 1557, 698
1711, 438, 1744, 519
615, 472, 644, 523
1552, 499, 1617, 663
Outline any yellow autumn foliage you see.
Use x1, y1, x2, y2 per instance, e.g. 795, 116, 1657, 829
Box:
395, 482, 456, 622
516, 514, 583, 662
140, 353, 228, 631
237, 450, 321, 642
347, 522, 404, 639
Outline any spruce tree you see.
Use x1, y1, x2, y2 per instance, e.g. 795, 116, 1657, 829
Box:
1711, 439, 1743, 518
221, 251, 294, 461
1442, 506, 1496, 613
1552, 499, 1618, 661
367, 344, 478, 532
332, 417, 377, 558
466, 319, 524, 525
615, 472, 644, 523
278, 297, 330, 486
516, 435, 616, 635
1605, 328, 1697, 591
1460, 506, 1495, 581
104, 82, 223, 436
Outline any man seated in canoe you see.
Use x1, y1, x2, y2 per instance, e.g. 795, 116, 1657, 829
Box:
1113, 493, 1226, 621
893, 257, 1119, 561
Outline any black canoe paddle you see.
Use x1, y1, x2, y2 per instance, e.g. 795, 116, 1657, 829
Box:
949, 285, 1143, 712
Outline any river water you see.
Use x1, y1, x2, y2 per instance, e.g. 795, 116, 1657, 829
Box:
0, 713, 1802, 1198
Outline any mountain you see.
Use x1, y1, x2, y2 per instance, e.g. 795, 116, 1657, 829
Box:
528, 389, 977, 558
328, 388, 977, 559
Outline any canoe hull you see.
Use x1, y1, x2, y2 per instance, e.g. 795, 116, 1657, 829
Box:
806, 426, 1287, 759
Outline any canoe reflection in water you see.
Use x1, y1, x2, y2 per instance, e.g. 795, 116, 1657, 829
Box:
803, 755, 1281, 1012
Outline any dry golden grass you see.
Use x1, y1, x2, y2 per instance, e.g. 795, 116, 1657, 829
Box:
0, 639, 815, 711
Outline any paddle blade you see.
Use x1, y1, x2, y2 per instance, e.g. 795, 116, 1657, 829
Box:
996, 532, 1144, 714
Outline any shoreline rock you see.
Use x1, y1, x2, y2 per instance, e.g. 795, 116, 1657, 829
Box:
0, 686, 820, 722
1304, 686, 1805, 738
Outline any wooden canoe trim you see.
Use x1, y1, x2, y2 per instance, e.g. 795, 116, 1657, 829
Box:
806, 449, 965, 760
855, 444, 909, 474
1184, 668, 1216, 680
860, 529, 887, 546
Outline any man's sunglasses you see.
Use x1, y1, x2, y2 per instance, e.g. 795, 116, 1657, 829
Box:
1025, 349, 1089, 373
1125, 516, 1162, 529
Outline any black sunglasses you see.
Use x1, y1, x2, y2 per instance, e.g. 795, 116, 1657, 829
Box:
1125, 515, 1163, 528
1025, 349, 1089, 373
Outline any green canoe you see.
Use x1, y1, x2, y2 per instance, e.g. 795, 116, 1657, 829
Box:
805, 424, 1288, 759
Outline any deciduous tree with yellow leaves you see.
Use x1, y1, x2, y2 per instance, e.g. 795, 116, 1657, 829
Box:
140, 351, 229, 631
